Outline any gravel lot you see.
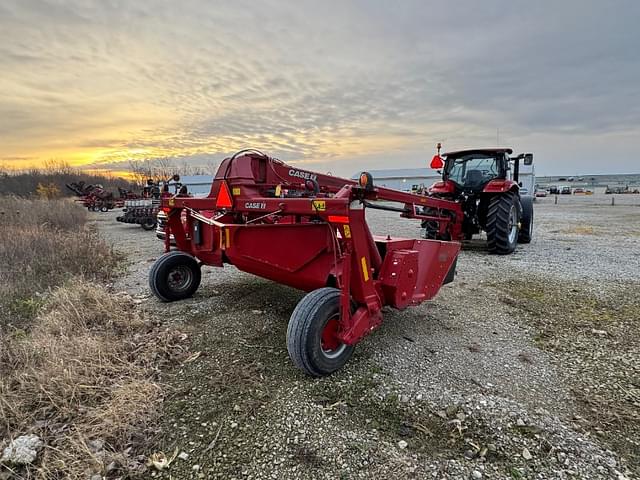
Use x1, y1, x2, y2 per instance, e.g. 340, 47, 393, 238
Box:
94, 193, 639, 479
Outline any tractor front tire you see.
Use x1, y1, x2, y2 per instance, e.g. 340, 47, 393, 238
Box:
518, 196, 534, 243
287, 287, 354, 377
149, 251, 201, 302
486, 192, 519, 255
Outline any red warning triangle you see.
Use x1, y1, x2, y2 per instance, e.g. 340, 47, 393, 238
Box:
216, 181, 233, 209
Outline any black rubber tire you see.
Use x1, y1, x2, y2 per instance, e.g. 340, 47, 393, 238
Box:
141, 218, 157, 231
100, 205, 109, 212
518, 196, 534, 243
287, 287, 354, 377
149, 251, 201, 302
486, 192, 519, 255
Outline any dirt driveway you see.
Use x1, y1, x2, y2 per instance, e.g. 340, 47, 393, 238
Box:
94, 194, 639, 479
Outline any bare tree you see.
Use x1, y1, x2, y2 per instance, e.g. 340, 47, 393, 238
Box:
205, 159, 220, 175
0, 161, 9, 177
43, 159, 74, 175
154, 157, 175, 178
128, 160, 153, 186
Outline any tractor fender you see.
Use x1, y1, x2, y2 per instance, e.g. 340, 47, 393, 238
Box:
428, 180, 456, 195
482, 179, 519, 194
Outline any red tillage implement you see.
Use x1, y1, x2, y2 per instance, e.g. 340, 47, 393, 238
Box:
150, 150, 464, 376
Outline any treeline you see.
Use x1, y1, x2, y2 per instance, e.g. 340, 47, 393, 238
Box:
0, 158, 217, 198
0, 169, 136, 198
0, 160, 138, 198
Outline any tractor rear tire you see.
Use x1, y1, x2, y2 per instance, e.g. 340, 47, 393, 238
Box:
518, 196, 534, 243
486, 192, 519, 255
149, 251, 201, 302
287, 287, 354, 377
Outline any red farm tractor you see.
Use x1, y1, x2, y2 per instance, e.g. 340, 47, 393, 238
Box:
425, 145, 534, 254
149, 150, 465, 376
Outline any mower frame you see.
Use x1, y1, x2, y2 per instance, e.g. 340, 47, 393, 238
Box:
153, 150, 464, 375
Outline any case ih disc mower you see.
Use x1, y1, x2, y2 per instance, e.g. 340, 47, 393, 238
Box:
425, 145, 534, 254
150, 149, 464, 376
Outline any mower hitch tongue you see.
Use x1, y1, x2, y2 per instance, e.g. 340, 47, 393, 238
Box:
150, 149, 463, 376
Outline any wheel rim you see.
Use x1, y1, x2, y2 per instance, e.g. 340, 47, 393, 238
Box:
508, 205, 518, 244
321, 315, 347, 359
167, 266, 193, 293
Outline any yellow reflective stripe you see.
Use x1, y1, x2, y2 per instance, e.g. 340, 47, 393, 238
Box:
361, 256, 369, 282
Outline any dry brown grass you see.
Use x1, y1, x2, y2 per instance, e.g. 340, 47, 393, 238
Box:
0, 197, 118, 324
0, 282, 186, 479
0, 196, 87, 230
561, 225, 597, 235
0, 196, 184, 478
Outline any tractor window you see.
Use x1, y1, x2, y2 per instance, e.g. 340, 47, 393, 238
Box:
446, 154, 499, 188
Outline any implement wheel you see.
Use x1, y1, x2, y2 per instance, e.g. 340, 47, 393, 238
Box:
141, 217, 157, 231
486, 192, 519, 254
149, 251, 201, 302
287, 287, 354, 377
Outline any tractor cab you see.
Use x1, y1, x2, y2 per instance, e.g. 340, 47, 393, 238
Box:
443, 149, 511, 193
429, 148, 534, 197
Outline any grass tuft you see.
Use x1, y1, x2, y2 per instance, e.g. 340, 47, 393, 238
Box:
0, 197, 118, 326
0, 281, 184, 478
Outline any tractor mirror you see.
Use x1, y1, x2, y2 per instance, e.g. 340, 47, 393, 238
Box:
523, 154, 533, 166
430, 155, 444, 169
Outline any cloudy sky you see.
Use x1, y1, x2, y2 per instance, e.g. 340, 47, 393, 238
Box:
1, 0, 639, 177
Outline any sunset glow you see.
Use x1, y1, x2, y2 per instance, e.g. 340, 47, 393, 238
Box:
1, 1, 638, 177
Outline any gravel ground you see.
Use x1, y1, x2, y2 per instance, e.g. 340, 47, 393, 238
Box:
93, 193, 639, 479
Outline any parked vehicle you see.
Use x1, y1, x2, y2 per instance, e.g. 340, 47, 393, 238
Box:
605, 185, 635, 194
66, 182, 130, 211
426, 146, 534, 254
561, 186, 572, 195
116, 176, 180, 230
